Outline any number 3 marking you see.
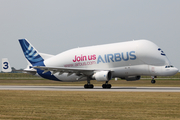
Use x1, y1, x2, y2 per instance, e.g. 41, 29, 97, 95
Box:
3, 62, 9, 69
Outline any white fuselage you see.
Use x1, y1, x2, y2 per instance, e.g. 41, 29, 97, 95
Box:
40, 40, 178, 81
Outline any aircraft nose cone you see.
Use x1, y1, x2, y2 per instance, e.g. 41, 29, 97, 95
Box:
173, 67, 179, 74
163, 67, 179, 76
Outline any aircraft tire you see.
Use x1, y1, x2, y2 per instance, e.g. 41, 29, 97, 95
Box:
89, 84, 94, 88
151, 80, 156, 84
102, 84, 106, 89
102, 84, 112, 89
84, 84, 94, 89
107, 84, 111, 88
84, 84, 88, 88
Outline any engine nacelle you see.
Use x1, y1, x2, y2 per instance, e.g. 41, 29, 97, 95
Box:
92, 71, 112, 82
125, 76, 141, 81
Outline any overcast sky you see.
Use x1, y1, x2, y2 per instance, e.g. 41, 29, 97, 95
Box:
0, 0, 180, 70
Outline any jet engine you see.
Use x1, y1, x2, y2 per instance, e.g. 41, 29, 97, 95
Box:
124, 76, 141, 81
92, 71, 112, 81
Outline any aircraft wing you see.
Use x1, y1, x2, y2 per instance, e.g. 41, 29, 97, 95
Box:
33, 66, 111, 77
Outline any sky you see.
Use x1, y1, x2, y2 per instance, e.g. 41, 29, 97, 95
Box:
0, 0, 180, 70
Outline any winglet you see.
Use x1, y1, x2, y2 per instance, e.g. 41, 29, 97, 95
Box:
2, 58, 12, 72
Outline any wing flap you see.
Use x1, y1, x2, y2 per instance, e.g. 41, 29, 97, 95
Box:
32, 66, 110, 77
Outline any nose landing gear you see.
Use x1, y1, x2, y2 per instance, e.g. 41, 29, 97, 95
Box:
151, 76, 156, 84
151, 79, 156, 84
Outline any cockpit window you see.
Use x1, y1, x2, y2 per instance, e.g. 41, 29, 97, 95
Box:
165, 65, 174, 68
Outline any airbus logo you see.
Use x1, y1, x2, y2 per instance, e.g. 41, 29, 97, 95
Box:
97, 51, 136, 64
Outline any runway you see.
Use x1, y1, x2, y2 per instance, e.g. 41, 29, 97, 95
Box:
0, 86, 180, 92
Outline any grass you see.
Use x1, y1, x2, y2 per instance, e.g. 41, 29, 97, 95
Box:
0, 73, 180, 119
0, 91, 180, 120
0, 73, 42, 80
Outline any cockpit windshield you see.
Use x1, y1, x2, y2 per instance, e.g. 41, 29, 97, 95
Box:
165, 65, 174, 68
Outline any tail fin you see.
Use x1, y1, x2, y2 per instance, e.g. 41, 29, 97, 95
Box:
2, 58, 12, 72
19, 39, 44, 65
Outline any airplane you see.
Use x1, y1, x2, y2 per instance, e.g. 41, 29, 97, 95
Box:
17, 39, 178, 89
2, 58, 12, 72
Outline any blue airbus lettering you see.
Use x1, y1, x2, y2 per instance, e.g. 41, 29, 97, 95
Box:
97, 51, 136, 64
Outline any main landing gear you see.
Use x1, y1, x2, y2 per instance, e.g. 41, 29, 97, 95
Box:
84, 84, 94, 88
102, 81, 112, 89
84, 78, 112, 89
84, 78, 94, 89
151, 76, 156, 84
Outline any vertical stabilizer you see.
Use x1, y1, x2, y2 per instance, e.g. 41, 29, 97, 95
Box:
19, 39, 44, 66
2, 58, 12, 72
19, 39, 58, 80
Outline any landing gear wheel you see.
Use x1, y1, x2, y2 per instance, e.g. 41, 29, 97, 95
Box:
84, 84, 94, 89
107, 84, 111, 88
102, 84, 106, 88
84, 84, 88, 88
89, 84, 94, 88
102, 84, 112, 89
151, 79, 156, 84
84, 77, 94, 89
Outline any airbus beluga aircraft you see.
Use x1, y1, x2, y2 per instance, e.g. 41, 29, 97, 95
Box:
17, 39, 178, 89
